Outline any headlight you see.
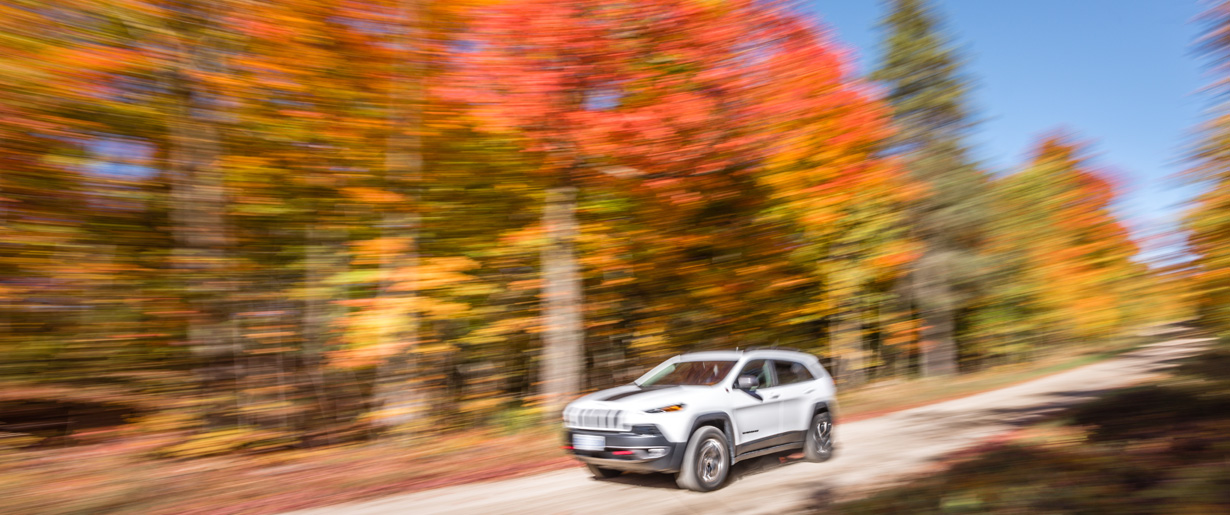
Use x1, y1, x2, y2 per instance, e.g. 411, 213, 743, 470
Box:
644, 403, 685, 413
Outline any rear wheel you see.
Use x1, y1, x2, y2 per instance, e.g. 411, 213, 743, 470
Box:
675, 425, 729, 492
804, 411, 834, 462
587, 464, 623, 479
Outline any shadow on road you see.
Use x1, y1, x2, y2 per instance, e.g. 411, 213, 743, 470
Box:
596, 450, 811, 491
801, 331, 1224, 513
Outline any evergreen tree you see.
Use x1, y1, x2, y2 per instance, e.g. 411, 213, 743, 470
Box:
872, 0, 989, 376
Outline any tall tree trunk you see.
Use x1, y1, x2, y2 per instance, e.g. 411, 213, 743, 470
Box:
540, 185, 583, 418
832, 261, 865, 386
917, 249, 957, 376
829, 239, 866, 386
834, 298, 865, 386
166, 4, 236, 427
303, 224, 342, 435
372, 0, 424, 433
890, 276, 914, 378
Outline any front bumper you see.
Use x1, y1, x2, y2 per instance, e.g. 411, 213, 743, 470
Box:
564, 426, 687, 473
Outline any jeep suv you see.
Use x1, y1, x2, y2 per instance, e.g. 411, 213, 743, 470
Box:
562, 349, 836, 491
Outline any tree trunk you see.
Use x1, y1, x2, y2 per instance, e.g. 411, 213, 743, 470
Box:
302, 224, 343, 434
834, 299, 865, 386
890, 277, 914, 378
828, 239, 866, 386
540, 186, 584, 418
917, 250, 957, 376
371, 0, 425, 433
165, 5, 237, 427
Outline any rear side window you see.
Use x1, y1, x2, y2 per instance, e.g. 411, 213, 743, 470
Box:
773, 360, 815, 385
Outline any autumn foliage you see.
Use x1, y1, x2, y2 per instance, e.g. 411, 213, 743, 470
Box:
0, 0, 1178, 472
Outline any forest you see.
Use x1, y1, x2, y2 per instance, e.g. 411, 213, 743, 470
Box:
0, 0, 1204, 472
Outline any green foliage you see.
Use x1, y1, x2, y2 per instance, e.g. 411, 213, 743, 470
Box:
872, 0, 991, 376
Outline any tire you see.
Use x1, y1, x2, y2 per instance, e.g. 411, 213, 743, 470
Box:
804, 410, 834, 462
675, 425, 730, 492
587, 464, 623, 479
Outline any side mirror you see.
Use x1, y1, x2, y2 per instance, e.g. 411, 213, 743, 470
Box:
736, 374, 763, 401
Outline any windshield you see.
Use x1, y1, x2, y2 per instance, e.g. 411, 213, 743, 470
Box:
639, 360, 736, 387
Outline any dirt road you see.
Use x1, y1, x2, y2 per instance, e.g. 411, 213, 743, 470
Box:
287, 336, 1206, 515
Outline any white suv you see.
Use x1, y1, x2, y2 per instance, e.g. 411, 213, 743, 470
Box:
562, 349, 837, 491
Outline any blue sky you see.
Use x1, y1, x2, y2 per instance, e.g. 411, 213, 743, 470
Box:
805, 0, 1206, 265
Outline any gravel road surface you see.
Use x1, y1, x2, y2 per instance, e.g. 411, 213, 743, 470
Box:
287, 336, 1206, 515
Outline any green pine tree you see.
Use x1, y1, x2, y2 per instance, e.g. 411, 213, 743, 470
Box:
872, 0, 989, 376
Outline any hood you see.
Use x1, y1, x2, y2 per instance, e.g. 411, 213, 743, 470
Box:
575, 384, 703, 411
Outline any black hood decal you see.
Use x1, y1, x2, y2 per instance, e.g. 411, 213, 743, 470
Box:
595, 385, 678, 402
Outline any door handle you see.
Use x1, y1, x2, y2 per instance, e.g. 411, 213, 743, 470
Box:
804, 389, 815, 394
769, 394, 780, 400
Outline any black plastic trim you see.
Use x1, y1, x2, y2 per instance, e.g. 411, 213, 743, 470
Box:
597, 387, 645, 402
565, 427, 686, 473
733, 441, 805, 463
811, 400, 833, 420
689, 412, 734, 445
734, 430, 805, 457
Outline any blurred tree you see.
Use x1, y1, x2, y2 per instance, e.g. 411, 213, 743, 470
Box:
457, 0, 913, 399
991, 135, 1139, 354
0, 1, 103, 379
369, 0, 428, 435
748, 11, 914, 384
455, 0, 617, 416
1186, 1, 1230, 337
161, 0, 246, 427
216, 0, 415, 435
0, 0, 1179, 454
0, 0, 204, 388
872, 0, 988, 376
219, 0, 493, 435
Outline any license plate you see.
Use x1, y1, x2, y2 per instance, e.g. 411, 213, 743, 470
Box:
572, 434, 605, 451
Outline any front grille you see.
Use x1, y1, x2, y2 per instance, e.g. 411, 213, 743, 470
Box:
564, 407, 626, 431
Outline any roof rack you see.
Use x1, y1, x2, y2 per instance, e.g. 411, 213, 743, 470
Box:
745, 345, 804, 353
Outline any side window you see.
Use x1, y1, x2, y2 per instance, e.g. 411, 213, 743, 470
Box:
773, 360, 815, 385
736, 359, 774, 389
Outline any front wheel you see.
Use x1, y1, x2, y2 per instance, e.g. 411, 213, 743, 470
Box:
675, 425, 730, 492
804, 411, 834, 462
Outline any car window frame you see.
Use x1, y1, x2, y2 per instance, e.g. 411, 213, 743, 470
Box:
734, 358, 776, 390
770, 359, 816, 386
639, 359, 739, 387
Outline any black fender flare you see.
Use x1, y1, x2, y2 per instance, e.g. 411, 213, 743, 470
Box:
688, 411, 734, 445
810, 400, 835, 422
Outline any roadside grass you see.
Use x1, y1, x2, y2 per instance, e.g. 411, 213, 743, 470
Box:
0, 329, 1168, 515
0, 425, 572, 515
819, 339, 1230, 514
